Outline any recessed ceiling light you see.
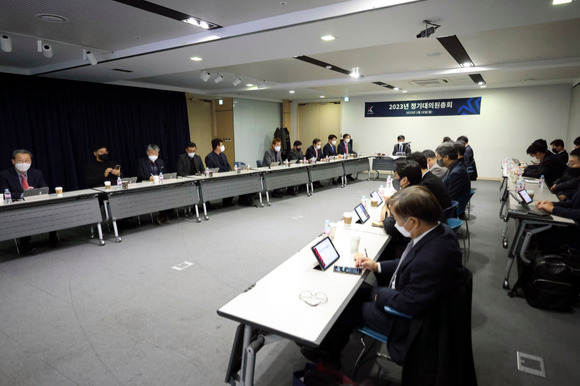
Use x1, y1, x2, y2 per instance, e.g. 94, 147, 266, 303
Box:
344, 96, 349, 102
36, 14, 69, 23
190, 56, 202, 61
321, 35, 336, 41
402, 90, 408, 93
394, 87, 400, 91
289, 90, 295, 94
320, 96, 325, 98
246, 83, 255, 87
553, 0, 572, 5
463, 61, 474, 67
480, 85, 487, 88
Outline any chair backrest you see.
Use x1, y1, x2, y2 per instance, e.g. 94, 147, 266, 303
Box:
443, 200, 459, 219
256, 160, 263, 167
457, 190, 475, 218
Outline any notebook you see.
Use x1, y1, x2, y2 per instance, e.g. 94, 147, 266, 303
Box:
509, 190, 550, 217
311, 237, 340, 270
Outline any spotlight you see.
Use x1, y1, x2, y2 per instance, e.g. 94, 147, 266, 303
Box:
416, 20, 440, 39
349, 67, 360, 78
214, 73, 224, 83
232, 77, 242, 87
200, 71, 211, 82
1, 35, 12, 52
38, 40, 53, 58
83, 49, 98, 65
257, 81, 266, 89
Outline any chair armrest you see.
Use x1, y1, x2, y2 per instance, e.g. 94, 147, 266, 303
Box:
384, 306, 412, 319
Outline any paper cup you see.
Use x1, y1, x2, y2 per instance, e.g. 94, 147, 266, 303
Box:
344, 212, 353, 227
350, 235, 361, 252
153, 175, 160, 184
55, 187, 63, 196
104, 181, 111, 190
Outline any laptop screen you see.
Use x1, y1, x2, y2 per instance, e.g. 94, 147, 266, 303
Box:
311, 237, 340, 270
369, 191, 384, 207
354, 203, 370, 224
23, 187, 49, 197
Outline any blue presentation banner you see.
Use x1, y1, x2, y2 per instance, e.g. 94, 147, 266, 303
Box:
365, 97, 481, 117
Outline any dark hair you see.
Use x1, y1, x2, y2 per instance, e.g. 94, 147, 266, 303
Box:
313, 138, 321, 145
343, 133, 350, 139
570, 148, 580, 158
93, 144, 107, 153
186, 141, 197, 149
407, 152, 428, 170
272, 137, 282, 145
550, 139, 564, 148
328, 134, 337, 141
454, 141, 466, 156
397, 135, 405, 141
388, 185, 442, 224
293, 140, 302, 147
422, 149, 436, 159
457, 135, 468, 143
526, 139, 548, 155
394, 160, 422, 186
442, 136, 452, 142
12, 149, 33, 159
211, 138, 223, 150
574, 137, 580, 146
436, 142, 458, 160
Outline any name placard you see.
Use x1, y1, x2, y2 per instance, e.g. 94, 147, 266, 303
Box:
365, 97, 481, 117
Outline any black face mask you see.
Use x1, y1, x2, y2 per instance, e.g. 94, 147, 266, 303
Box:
437, 159, 445, 167
98, 154, 109, 162
552, 148, 558, 153
296, 147, 302, 152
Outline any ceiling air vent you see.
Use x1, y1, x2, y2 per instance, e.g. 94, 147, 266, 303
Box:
409, 79, 450, 87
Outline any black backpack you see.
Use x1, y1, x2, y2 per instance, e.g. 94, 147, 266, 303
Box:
509, 255, 579, 311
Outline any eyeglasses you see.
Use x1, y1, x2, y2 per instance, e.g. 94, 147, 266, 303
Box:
299, 291, 328, 307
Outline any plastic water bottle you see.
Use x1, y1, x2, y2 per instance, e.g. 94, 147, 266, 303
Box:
386, 176, 393, 190
234, 164, 238, 172
323, 220, 331, 236
205, 167, 210, 177
378, 184, 385, 196
539, 174, 545, 189
4, 189, 12, 204
361, 195, 369, 210
159, 172, 164, 183
117, 176, 122, 189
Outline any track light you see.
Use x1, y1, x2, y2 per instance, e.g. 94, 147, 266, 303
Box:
232, 77, 242, 87
257, 81, 266, 89
1, 35, 12, 52
214, 73, 224, 83
83, 49, 98, 65
416, 20, 440, 38
200, 71, 211, 82
349, 67, 360, 78
37, 40, 53, 58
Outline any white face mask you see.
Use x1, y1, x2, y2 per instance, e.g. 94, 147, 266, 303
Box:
187, 152, 195, 158
220, 145, 225, 152
148, 155, 158, 162
345, 138, 350, 144
274, 146, 281, 152
316, 145, 321, 150
332, 140, 337, 146
15, 163, 31, 172
394, 218, 413, 238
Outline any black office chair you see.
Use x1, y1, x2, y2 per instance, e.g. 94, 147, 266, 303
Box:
256, 160, 262, 167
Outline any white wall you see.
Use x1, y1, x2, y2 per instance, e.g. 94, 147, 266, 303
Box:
341, 85, 572, 179
233, 98, 282, 167
566, 83, 580, 147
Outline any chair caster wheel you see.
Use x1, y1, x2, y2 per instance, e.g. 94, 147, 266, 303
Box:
502, 240, 508, 248
115, 237, 122, 243
98, 240, 105, 246
503, 280, 510, 289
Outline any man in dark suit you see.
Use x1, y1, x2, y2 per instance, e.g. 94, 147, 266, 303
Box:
288, 140, 303, 161
205, 138, 231, 172
322, 134, 338, 158
305, 138, 322, 162
337, 133, 356, 156
457, 135, 477, 181
0, 149, 57, 252
523, 139, 566, 187
392, 135, 411, 156
550, 139, 569, 164
136, 144, 167, 182
301, 186, 468, 366
437, 142, 471, 201
262, 138, 282, 167
407, 152, 452, 211
176, 141, 204, 176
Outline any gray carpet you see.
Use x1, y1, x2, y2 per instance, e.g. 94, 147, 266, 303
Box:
0, 178, 578, 385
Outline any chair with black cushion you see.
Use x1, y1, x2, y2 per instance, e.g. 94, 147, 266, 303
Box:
256, 160, 262, 167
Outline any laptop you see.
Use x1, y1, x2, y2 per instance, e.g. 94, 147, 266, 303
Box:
269, 162, 280, 167
311, 237, 340, 270
121, 177, 137, 184
509, 190, 550, 217
208, 168, 220, 173
161, 172, 177, 180
289, 159, 297, 164
354, 203, 371, 224
23, 187, 49, 198
369, 190, 384, 207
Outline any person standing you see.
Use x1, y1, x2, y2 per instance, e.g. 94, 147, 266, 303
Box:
457, 136, 478, 181
392, 135, 411, 156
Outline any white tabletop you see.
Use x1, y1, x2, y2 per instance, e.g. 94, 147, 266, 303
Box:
2, 188, 99, 207
92, 177, 194, 193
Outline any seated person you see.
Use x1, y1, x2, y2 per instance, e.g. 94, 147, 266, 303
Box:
575, 136, 580, 149
262, 138, 282, 166
550, 139, 569, 164
337, 133, 356, 156
205, 138, 231, 172
322, 134, 338, 158
550, 148, 580, 201
0, 149, 58, 252
454, 141, 466, 168
305, 138, 323, 162
406, 152, 451, 211
457, 136, 478, 181
436, 142, 470, 201
85, 145, 121, 188
301, 186, 468, 366
136, 144, 167, 182
536, 185, 580, 253
522, 139, 566, 187
176, 141, 204, 176
288, 140, 303, 161
422, 149, 447, 179
392, 135, 411, 156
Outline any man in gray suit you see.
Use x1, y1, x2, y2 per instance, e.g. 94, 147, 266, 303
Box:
263, 138, 283, 166
176, 141, 204, 176
392, 135, 411, 156
422, 149, 447, 179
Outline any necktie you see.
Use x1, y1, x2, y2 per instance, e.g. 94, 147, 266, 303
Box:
21, 174, 29, 190
274, 151, 277, 162
315, 148, 318, 158
389, 240, 414, 289
346, 145, 349, 155
399, 143, 403, 153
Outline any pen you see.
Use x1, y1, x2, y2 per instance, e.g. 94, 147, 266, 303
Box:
364, 248, 368, 257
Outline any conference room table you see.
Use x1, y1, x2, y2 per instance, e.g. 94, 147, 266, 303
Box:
255, 163, 311, 204
370, 155, 405, 180
500, 166, 575, 289
0, 189, 105, 248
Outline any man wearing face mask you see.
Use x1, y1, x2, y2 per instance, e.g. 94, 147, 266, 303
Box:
550, 139, 569, 164
436, 142, 470, 201
1, 149, 58, 253
85, 145, 122, 188
176, 141, 204, 177
522, 139, 566, 187
422, 149, 447, 179
205, 138, 231, 172
305, 138, 323, 162
263, 138, 283, 167
338, 134, 357, 181
323, 134, 338, 158
136, 144, 167, 182
288, 140, 303, 161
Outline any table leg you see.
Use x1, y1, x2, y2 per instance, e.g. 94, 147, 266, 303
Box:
342, 175, 346, 188
203, 202, 209, 220
112, 219, 122, 243
195, 205, 201, 223
97, 223, 105, 246
265, 191, 271, 206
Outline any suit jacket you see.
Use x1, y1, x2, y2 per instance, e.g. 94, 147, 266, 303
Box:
372, 223, 466, 365
205, 151, 231, 172
553, 186, 580, 224
305, 145, 322, 161
0, 167, 48, 199
421, 171, 452, 211
442, 160, 471, 201
463, 145, 478, 181
288, 149, 303, 161
176, 153, 204, 177
136, 158, 167, 182
554, 150, 569, 165
429, 164, 447, 179
322, 143, 337, 157
262, 148, 282, 166
522, 152, 566, 187
337, 142, 356, 156
392, 142, 411, 156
